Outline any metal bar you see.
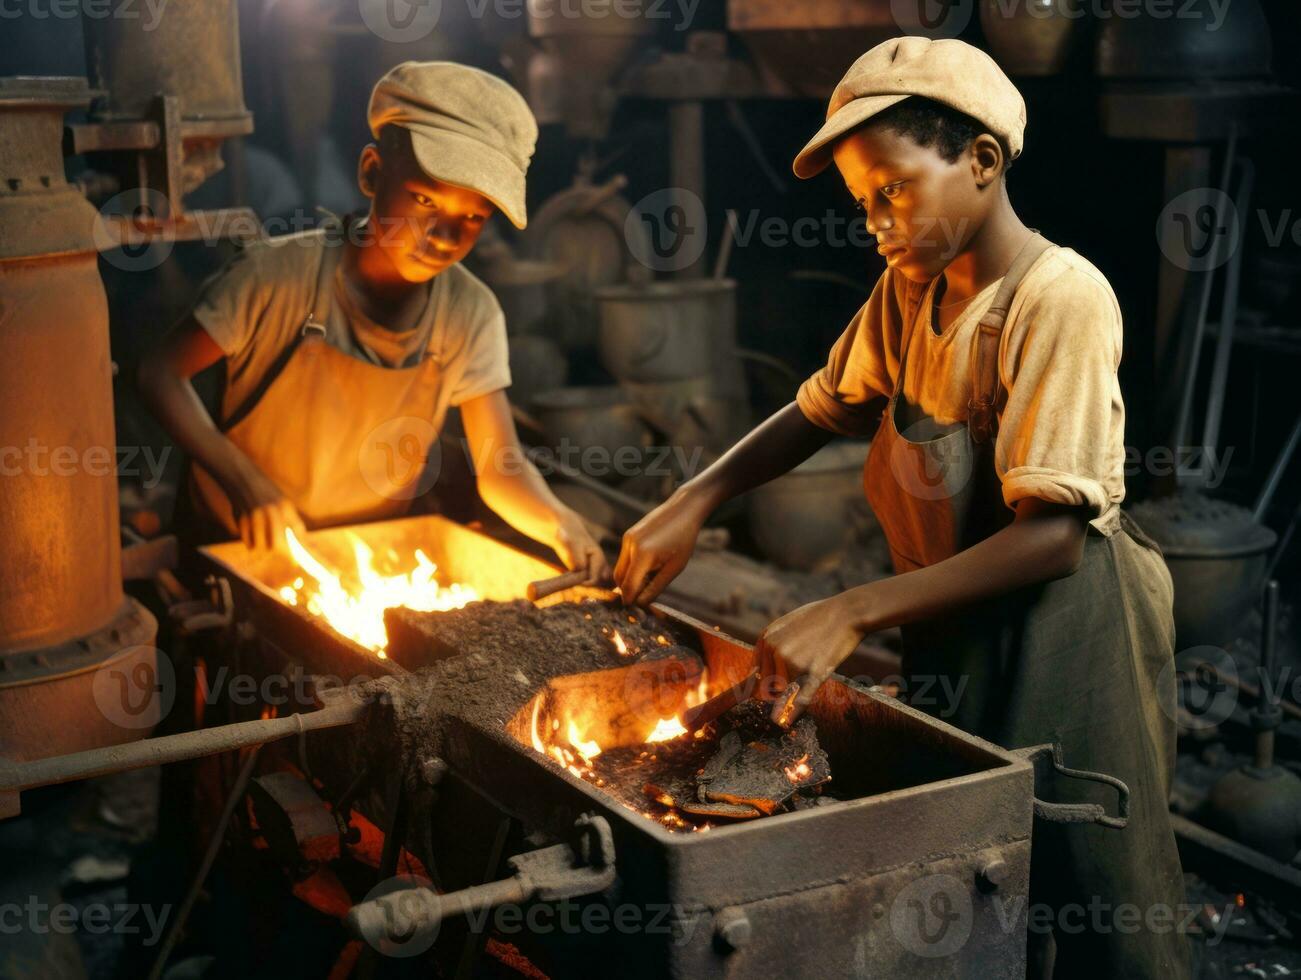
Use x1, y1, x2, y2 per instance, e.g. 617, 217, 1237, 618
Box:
1171, 812, 1301, 905
0, 692, 365, 795
1253, 412, 1301, 522
1173, 129, 1237, 459
146, 743, 263, 980
1200, 158, 1255, 467
669, 100, 706, 279
65, 120, 162, 153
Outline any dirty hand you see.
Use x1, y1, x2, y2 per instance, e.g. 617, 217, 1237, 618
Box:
228, 466, 305, 552
615, 490, 709, 606
755, 592, 868, 723
553, 511, 610, 584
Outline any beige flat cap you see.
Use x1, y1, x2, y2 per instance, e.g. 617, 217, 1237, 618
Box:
369, 61, 538, 229
793, 37, 1026, 179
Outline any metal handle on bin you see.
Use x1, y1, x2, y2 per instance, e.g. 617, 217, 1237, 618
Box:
346, 814, 617, 946
1013, 743, 1130, 830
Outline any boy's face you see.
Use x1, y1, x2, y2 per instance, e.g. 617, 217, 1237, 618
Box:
360, 137, 495, 284
832, 123, 994, 283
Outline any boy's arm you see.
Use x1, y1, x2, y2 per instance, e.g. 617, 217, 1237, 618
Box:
460, 389, 609, 582
615, 402, 833, 604
137, 316, 304, 550
758, 497, 1088, 716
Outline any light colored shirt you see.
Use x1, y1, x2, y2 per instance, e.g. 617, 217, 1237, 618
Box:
192, 227, 511, 431
797, 246, 1126, 535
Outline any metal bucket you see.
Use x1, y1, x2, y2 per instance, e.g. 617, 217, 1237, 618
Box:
747, 442, 877, 572
531, 386, 652, 484
594, 278, 737, 386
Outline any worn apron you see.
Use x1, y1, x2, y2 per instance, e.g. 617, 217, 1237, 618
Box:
185, 234, 446, 543
863, 235, 1190, 978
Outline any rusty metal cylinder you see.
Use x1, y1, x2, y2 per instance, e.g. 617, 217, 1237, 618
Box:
0, 77, 123, 652
80, 0, 251, 133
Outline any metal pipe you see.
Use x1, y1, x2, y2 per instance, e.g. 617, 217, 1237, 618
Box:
0, 692, 366, 795
669, 100, 706, 279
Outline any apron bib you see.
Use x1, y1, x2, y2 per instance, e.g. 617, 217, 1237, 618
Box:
187, 233, 445, 541
863, 235, 1190, 978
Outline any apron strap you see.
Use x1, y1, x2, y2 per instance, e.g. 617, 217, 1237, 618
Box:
967, 231, 1053, 444
221, 227, 343, 432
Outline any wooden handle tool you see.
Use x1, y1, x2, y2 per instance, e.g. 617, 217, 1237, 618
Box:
526, 569, 593, 602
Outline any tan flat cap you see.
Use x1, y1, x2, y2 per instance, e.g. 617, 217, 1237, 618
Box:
793, 37, 1026, 179
369, 61, 538, 229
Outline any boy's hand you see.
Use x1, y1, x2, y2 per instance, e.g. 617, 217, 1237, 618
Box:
553, 511, 610, 584
615, 490, 710, 606
755, 592, 869, 723
228, 465, 305, 552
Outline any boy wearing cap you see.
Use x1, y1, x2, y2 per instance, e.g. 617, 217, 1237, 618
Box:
140, 62, 606, 580
616, 37, 1188, 977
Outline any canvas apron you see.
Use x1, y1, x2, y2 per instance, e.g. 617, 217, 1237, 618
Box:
863, 235, 1190, 978
185, 237, 445, 543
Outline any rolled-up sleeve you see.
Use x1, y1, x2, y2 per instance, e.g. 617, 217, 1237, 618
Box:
796, 271, 907, 437
996, 268, 1125, 517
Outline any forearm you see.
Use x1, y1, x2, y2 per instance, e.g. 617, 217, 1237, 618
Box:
676, 402, 833, 516
475, 458, 571, 550
844, 502, 1088, 632
138, 356, 257, 493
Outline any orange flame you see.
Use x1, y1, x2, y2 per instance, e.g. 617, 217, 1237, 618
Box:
278, 528, 477, 657
783, 754, 812, 782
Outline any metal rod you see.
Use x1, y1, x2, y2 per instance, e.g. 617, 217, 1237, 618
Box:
146, 743, 263, 980
0, 694, 366, 794
1200, 158, 1255, 468
1174, 125, 1237, 458
1254, 413, 1301, 522
713, 208, 737, 280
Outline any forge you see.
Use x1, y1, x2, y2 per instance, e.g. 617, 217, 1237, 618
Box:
185, 513, 1080, 977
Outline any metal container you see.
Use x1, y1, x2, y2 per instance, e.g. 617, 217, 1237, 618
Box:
748, 441, 877, 571
0, 77, 158, 762
728, 0, 900, 99
526, 0, 654, 139
980, 0, 1084, 76
80, 0, 251, 133
595, 278, 736, 385
1128, 493, 1277, 648
194, 515, 1127, 979
532, 386, 652, 483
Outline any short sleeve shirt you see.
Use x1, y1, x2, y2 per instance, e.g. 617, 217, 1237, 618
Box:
191, 227, 511, 433
797, 246, 1127, 535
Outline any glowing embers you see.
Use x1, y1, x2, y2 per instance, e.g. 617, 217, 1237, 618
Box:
510, 656, 716, 831
276, 528, 478, 657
